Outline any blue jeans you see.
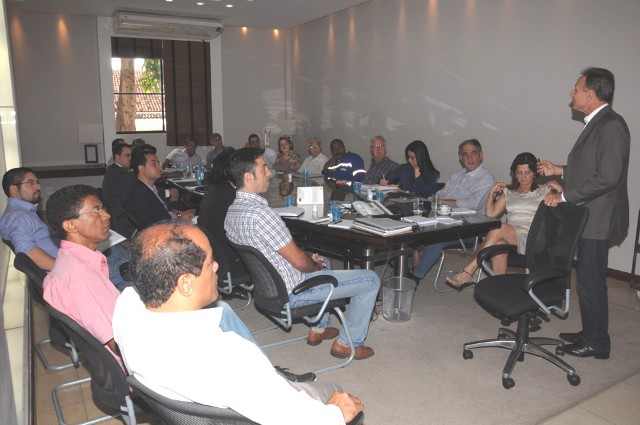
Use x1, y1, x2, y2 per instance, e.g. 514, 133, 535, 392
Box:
576, 238, 610, 352
411, 237, 476, 279
104, 244, 133, 291
216, 300, 259, 346
292, 269, 380, 347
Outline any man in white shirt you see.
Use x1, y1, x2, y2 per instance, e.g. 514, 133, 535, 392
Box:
411, 139, 495, 281
113, 222, 364, 425
299, 137, 329, 176
162, 137, 201, 169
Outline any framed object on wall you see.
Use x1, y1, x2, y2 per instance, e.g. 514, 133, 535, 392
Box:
84, 144, 99, 164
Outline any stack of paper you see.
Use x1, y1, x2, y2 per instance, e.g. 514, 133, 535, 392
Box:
328, 219, 354, 229
274, 207, 305, 217
360, 184, 398, 192
451, 207, 476, 215
352, 217, 413, 236
401, 215, 438, 226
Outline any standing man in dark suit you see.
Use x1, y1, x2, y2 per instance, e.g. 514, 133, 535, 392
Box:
102, 143, 135, 238
538, 67, 630, 359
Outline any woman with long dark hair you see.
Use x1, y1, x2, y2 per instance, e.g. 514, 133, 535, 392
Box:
446, 152, 553, 290
380, 140, 439, 197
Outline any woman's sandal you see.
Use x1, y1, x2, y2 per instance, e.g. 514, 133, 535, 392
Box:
445, 269, 475, 292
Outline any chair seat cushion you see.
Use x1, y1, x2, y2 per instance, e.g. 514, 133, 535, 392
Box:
474, 274, 565, 319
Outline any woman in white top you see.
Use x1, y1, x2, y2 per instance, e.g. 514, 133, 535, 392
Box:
446, 152, 556, 290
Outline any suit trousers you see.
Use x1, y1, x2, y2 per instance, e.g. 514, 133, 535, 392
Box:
576, 238, 610, 352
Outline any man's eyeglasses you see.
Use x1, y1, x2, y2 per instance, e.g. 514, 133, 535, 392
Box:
78, 206, 109, 217
371, 144, 385, 149
15, 179, 40, 187
308, 145, 320, 149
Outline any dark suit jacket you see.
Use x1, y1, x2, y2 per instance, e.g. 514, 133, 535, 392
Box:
124, 178, 173, 231
563, 105, 630, 241
101, 163, 136, 237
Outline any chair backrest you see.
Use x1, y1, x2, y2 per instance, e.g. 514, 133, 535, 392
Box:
127, 375, 258, 425
227, 240, 290, 315
199, 225, 249, 285
2, 238, 15, 252
525, 201, 589, 284
44, 303, 132, 412
14, 252, 47, 305
198, 184, 250, 283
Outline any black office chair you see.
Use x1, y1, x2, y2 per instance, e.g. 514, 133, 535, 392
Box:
127, 375, 364, 425
127, 375, 258, 425
462, 202, 588, 389
199, 226, 253, 310
228, 240, 356, 375
13, 253, 80, 371
45, 303, 139, 425
198, 183, 253, 310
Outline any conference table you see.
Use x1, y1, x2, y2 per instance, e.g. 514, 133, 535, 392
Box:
167, 174, 500, 277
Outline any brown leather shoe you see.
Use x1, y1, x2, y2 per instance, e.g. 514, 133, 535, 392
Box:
330, 340, 375, 360
306, 327, 339, 346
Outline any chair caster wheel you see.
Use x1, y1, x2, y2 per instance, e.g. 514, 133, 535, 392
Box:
556, 346, 565, 356
568, 374, 581, 386
502, 377, 515, 389
517, 353, 524, 362
463, 349, 473, 360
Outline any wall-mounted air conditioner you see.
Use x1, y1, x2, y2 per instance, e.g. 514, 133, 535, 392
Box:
113, 12, 224, 41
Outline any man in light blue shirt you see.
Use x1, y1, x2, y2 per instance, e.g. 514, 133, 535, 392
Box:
411, 139, 495, 280
1, 167, 132, 290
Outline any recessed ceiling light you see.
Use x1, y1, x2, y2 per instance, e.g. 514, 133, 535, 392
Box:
166, 0, 173, 3
226, 4, 234, 7
196, 1, 204, 5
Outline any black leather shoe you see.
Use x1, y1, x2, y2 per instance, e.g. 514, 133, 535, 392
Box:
564, 342, 609, 359
274, 366, 317, 382
559, 331, 584, 344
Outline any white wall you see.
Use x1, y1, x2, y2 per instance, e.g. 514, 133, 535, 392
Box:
220, 27, 289, 147
291, 0, 640, 273
9, 10, 104, 166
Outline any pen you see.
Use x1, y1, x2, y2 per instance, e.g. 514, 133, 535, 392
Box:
330, 219, 342, 225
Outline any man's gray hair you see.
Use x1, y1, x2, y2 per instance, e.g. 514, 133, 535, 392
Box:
458, 139, 482, 156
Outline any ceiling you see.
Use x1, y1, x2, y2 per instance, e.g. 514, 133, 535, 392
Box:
6, 0, 370, 30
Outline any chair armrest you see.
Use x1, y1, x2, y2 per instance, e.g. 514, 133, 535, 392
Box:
521, 268, 569, 292
292, 275, 339, 295
476, 244, 517, 276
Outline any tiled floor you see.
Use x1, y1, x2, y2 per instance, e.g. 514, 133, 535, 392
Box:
11, 265, 640, 424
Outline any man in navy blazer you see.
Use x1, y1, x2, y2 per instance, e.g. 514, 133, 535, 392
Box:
102, 142, 135, 238
539, 67, 630, 359
124, 145, 194, 232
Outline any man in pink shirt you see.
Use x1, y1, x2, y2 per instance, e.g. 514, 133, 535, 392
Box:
42, 185, 123, 366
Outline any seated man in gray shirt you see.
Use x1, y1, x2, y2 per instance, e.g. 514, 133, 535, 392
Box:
411, 139, 495, 281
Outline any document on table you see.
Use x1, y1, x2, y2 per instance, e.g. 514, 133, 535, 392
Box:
401, 215, 438, 226
274, 207, 305, 217
328, 219, 354, 229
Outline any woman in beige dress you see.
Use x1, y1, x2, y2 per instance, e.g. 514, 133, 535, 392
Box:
446, 152, 556, 290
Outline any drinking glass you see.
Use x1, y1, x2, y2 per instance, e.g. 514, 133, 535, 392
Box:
412, 199, 424, 216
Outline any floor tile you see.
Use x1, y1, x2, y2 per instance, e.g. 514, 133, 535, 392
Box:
541, 406, 613, 425
624, 372, 640, 389
580, 382, 640, 425
36, 402, 87, 425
